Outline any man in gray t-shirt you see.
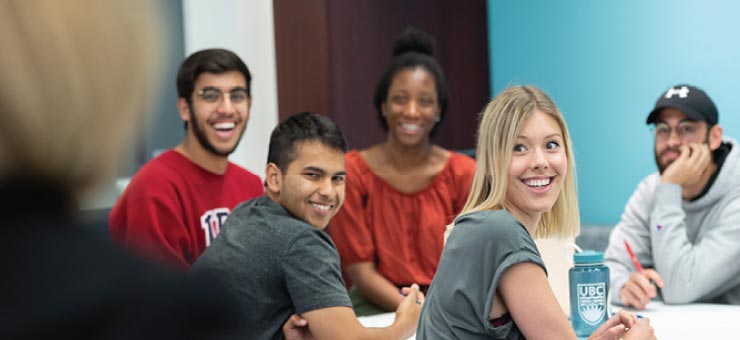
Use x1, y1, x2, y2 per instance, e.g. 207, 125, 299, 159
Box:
192, 195, 351, 339
190, 112, 422, 340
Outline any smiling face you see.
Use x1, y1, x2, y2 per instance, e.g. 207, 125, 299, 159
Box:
382, 67, 440, 147
179, 71, 251, 157
505, 110, 567, 227
266, 141, 346, 229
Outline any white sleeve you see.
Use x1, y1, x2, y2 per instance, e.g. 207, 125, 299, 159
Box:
604, 177, 655, 305
650, 184, 740, 303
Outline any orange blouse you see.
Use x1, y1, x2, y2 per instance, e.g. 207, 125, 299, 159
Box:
329, 150, 476, 287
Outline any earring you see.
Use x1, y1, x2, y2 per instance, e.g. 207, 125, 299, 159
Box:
435, 116, 441, 123
382, 111, 387, 117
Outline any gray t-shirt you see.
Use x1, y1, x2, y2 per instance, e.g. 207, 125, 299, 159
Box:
417, 210, 545, 340
190, 196, 351, 340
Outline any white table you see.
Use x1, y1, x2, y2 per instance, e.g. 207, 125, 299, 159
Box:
358, 313, 415, 339
611, 301, 740, 339
359, 301, 740, 339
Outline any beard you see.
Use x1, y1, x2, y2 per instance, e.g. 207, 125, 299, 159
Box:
654, 148, 676, 174
654, 132, 711, 174
189, 106, 246, 157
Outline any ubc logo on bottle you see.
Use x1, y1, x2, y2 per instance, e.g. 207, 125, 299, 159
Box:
576, 282, 606, 325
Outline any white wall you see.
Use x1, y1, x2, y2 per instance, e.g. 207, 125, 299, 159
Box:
536, 237, 576, 315
182, 0, 279, 178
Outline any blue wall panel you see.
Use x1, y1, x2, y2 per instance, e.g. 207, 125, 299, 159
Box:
487, 0, 740, 224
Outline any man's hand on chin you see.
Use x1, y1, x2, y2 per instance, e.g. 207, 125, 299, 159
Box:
661, 143, 711, 188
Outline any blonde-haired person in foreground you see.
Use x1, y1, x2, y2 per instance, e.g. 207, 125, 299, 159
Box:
417, 86, 655, 339
0, 1, 255, 338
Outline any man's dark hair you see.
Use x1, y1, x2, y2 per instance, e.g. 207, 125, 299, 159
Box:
175, 48, 251, 129
373, 27, 449, 135
267, 112, 347, 171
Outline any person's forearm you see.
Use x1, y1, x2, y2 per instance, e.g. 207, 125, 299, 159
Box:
649, 184, 698, 302
648, 184, 740, 303
304, 305, 417, 340
605, 236, 642, 305
605, 182, 655, 304
349, 264, 403, 311
314, 326, 408, 340
355, 272, 402, 311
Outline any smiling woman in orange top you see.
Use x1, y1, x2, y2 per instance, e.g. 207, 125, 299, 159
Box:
327, 27, 476, 315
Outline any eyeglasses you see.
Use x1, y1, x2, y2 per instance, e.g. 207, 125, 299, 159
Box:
196, 87, 249, 104
651, 122, 700, 142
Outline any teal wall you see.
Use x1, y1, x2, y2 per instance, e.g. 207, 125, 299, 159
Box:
487, 0, 740, 225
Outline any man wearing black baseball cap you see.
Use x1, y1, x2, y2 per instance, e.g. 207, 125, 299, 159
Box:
605, 84, 740, 309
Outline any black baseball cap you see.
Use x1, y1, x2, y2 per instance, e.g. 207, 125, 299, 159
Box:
646, 84, 718, 125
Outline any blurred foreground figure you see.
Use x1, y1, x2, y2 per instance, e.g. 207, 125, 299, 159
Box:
0, 1, 244, 339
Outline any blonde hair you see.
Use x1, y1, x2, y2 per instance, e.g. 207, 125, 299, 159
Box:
451, 85, 579, 239
0, 0, 165, 194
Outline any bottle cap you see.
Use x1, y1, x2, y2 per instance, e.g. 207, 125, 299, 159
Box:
573, 250, 604, 264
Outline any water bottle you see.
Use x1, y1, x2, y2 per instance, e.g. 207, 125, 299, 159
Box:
569, 250, 609, 338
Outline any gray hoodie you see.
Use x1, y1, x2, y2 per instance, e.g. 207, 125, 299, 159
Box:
605, 137, 740, 305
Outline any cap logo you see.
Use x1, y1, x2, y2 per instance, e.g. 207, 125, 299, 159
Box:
664, 86, 690, 99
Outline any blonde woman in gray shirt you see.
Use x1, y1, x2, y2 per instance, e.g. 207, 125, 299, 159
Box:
418, 86, 654, 340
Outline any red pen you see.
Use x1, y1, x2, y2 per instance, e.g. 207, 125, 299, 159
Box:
623, 240, 644, 274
